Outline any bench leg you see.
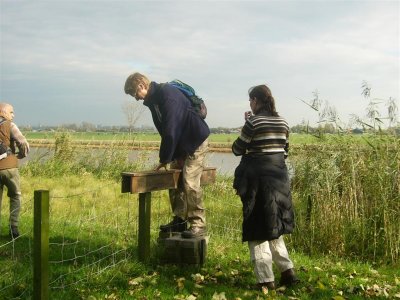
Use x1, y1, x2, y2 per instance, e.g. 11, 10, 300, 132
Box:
138, 192, 151, 262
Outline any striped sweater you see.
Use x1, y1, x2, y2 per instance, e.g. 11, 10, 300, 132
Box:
232, 113, 289, 157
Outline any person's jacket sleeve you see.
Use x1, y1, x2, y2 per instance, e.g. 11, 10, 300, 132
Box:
10, 122, 30, 158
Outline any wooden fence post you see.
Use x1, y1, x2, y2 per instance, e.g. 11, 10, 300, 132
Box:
33, 190, 49, 300
138, 192, 151, 262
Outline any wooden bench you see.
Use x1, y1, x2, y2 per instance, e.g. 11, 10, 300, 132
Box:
121, 167, 216, 262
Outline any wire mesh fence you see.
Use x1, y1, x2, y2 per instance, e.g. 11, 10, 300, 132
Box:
0, 180, 243, 299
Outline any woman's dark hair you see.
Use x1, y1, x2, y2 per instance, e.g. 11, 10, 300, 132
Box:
248, 84, 279, 116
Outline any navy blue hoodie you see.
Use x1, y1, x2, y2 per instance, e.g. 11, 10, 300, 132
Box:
143, 82, 210, 163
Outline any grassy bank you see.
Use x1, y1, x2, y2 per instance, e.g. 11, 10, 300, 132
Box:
25, 132, 377, 154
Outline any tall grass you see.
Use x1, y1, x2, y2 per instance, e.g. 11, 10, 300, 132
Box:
290, 134, 399, 264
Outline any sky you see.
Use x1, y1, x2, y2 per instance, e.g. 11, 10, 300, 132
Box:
0, 0, 399, 129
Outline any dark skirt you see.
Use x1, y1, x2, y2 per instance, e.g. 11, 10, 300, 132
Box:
233, 153, 295, 242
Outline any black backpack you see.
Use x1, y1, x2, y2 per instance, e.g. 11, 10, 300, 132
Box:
167, 79, 207, 119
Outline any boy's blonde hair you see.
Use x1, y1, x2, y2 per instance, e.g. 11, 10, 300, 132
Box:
124, 72, 150, 95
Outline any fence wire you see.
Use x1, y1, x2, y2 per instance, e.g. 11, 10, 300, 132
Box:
0, 179, 243, 299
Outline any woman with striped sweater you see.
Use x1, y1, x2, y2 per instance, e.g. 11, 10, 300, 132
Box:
232, 84, 299, 292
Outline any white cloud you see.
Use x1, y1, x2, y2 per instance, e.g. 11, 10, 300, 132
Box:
1, 0, 398, 128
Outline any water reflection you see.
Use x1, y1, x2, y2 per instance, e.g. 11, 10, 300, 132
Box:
126, 151, 293, 177
21, 148, 242, 176
127, 150, 241, 175
21, 148, 295, 177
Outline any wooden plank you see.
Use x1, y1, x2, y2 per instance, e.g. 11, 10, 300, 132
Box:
122, 170, 180, 193
200, 167, 217, 185
121, 167, 216, 194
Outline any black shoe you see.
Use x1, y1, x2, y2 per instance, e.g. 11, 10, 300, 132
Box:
10, 225, 20, 239
279, 268, 300, 286
256, 281, 275, 294
257, 281, 275, 290
181, 226, 207, 239
160, 216, 187, 232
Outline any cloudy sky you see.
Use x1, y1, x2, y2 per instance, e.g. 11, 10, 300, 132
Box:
1, 0, 399, 128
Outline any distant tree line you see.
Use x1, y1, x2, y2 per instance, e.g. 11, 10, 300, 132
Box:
19, 123, 156, 133
19, 80, 400, 137
19, 122, 399, 136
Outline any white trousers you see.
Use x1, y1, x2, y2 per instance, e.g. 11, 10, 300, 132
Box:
248, 236, 294, 283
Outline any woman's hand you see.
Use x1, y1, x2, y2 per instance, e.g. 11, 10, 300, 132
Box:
244, 111, 252, 120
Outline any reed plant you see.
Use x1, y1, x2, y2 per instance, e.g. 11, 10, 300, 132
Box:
290, 134, 399, 264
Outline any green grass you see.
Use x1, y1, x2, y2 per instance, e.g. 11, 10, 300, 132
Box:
1, 174, 399, 299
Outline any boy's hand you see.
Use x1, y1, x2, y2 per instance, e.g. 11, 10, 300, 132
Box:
155, 163, 168, 171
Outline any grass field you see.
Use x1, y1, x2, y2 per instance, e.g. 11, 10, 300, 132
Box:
0, 132, 399, 299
